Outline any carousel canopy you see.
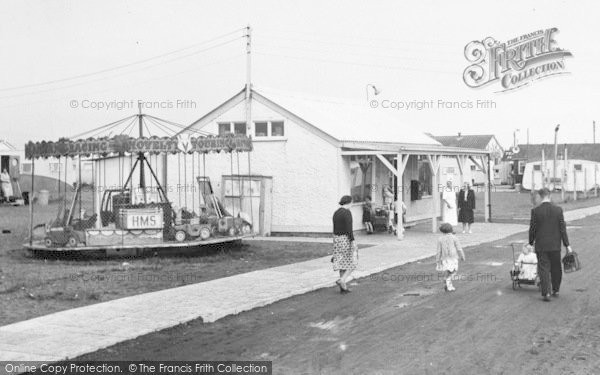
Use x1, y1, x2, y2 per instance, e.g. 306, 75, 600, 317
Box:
25, 114, 252, 159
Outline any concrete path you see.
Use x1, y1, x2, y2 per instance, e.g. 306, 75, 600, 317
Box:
0, 206, 597, 362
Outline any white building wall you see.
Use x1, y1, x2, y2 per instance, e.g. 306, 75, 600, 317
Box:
181, 99, 342, 233
523, 159, 600, 191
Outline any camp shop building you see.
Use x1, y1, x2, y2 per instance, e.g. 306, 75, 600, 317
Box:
175, 88, 491, 239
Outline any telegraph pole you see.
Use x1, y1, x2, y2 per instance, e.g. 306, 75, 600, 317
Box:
594, 120, 596, 144
245, 25, 252, 132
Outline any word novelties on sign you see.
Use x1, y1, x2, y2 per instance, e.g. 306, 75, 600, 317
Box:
25, 134, 253, 159
463, 28, 573, 92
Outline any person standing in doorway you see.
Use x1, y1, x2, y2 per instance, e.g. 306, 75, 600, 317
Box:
457, 182, 475, 233
528, 188, 573, 301
0, 169, 13, 199
332, 195, 357, 293
442, 180, 458, 227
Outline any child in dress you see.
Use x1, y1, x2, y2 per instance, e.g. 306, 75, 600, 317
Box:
436, 223, 466, 291
514, 244, 537, 280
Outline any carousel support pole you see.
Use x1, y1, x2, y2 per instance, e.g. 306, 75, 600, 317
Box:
138, 104, 147, 204
29, 159, 35, 246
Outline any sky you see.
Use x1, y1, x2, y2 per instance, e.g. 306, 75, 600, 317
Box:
1, 0, 599, 149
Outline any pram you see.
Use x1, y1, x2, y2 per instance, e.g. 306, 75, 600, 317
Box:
372, 206, 390, 232
509, 242, 540, 291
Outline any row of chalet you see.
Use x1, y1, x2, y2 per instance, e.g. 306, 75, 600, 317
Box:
504, 143, 600, 191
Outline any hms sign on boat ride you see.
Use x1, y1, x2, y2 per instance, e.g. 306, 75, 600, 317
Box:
463, 28, 573, 92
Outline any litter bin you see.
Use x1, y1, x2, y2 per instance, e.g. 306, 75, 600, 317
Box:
22, 192, 29, 205
38, 189, 49, 206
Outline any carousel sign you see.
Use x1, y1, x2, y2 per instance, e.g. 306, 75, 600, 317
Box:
25, 134, 253, 159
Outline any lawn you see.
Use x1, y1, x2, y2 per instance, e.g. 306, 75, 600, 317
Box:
473, 189, 600, 222
0, 202, 338, 326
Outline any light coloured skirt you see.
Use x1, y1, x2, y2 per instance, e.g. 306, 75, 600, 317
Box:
439, 258, 459, 273
332, 234, 357, 271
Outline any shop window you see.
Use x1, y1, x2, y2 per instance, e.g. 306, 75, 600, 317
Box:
255, 122, 268, 137
234, 122, 247, 135
418, 161, 432, 196
350, 161, 372, 202
518, 161, 526, 174
218, 123, 231, 136
271, 121, 285, 137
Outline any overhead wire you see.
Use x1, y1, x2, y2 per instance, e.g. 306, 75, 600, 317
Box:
0, 28, 246, 92
254, 52, 456, 75
0, 38, 244, 101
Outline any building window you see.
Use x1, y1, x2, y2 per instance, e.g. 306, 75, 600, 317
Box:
218, 123, 231, 136
350, 161, 372, 203
533, 164, 541, 171
574, 164, 583, 171
22, 163, 32, 173
470, 165, 477, 171
271, 121, 285, 137
418, 160, 432, 196
446, 167, 455, 174
518, 161, 526, 175
234, 122, 246, 135
255, 122, 268, 137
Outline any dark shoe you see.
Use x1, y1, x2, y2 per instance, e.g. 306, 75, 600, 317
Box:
543, 294, 551, 302
335, 279, 344, 292
341, 288, 352, 294
552, 291, 559, 297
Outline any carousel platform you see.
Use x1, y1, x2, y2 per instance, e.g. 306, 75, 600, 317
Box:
23, 234, 252, 254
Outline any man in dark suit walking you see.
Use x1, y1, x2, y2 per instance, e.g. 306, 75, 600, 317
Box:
528, 188, 573, 301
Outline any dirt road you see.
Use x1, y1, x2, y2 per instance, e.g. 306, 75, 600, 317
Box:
80, 215, 600, 374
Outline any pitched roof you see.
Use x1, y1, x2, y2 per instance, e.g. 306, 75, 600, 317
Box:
0, 139, 17, 152
430, 134, 496, 149
504, 143, 600, 162
253, 87, 441, 146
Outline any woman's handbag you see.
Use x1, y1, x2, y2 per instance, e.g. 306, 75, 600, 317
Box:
562, 251, 581, 273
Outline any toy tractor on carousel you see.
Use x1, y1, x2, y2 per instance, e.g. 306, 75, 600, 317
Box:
172, 176, 252, 242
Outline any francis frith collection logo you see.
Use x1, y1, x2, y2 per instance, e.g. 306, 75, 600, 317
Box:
463, 28, 572, 92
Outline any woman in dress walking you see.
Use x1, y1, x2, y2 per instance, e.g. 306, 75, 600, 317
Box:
457, 182, 475, 233
332, 195, 357, 293
441, 180, 458, 227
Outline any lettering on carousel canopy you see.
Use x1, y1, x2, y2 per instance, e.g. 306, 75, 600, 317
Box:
463, 28, 573, 92
25, 134, 253, 159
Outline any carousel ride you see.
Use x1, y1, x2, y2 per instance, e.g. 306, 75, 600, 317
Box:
24, 111, 254, 255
